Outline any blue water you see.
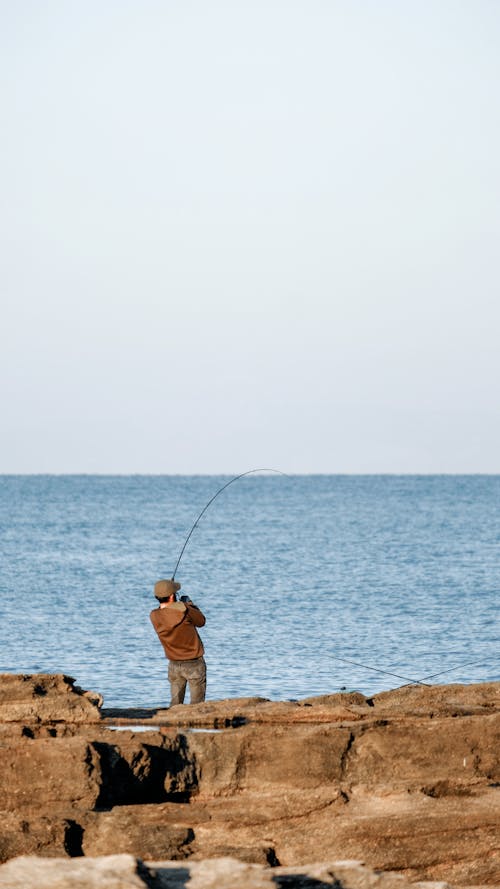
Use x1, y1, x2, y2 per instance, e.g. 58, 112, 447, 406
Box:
0, 475, 498, 708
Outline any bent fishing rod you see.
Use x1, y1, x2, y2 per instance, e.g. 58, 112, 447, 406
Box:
171, 468, 288, 580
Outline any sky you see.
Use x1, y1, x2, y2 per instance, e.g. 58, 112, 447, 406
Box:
1, 1, 499, 474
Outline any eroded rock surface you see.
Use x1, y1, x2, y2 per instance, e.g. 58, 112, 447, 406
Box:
1, 675, 499, 886
0, 673, 102, 724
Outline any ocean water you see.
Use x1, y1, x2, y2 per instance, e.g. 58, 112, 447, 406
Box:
0, 475, 498, 709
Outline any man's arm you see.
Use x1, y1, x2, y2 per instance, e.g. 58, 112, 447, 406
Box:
186, 603, 206, 627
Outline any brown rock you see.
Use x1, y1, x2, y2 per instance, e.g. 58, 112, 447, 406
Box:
127, 695, 369, 728
0, 736, 102, 811
104, 683, 500, 730
83, 807, 194, 859
0, 673, 102, 724
344, 713, 500, 790
186, 723, 353, 795
0, 813, 84, 861
1, 676, 500, 885
369, 681, 500, 717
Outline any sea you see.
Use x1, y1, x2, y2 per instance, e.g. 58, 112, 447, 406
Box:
0, 475, 498, 709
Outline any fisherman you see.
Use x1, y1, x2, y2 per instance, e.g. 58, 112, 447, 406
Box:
150, 579, 207, 706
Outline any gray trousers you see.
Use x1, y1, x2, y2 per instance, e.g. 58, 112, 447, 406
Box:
168, 656, 206, 706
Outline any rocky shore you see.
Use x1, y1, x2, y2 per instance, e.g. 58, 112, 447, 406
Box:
0, 674, 499, 888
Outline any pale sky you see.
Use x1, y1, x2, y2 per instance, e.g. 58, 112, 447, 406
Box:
1, 1, 499, 473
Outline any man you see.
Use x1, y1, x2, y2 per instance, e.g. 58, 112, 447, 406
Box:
150, 579, 207, 706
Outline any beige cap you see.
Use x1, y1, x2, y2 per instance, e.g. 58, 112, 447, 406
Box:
154, 579, 181, 599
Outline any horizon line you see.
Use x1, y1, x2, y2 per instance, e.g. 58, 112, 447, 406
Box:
0, 471, 499, 478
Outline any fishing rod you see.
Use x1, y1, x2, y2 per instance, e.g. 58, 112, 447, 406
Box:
171, 468, 288, 580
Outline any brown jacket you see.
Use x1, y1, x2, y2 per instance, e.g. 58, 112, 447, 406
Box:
150, 601, 205, 661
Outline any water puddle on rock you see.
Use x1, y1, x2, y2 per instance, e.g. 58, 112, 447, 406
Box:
107, 724, 225, 733
108, 725, 162, 732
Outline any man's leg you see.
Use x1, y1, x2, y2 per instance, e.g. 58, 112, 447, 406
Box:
168, 660, 187, 706
185, 656, 207, 704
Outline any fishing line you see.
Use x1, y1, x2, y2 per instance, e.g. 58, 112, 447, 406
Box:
324, 654, 428, 686
414, 655, 499, 684
171, 468, 288, 580
170, 473, 496, 690
325, 653, 498, 688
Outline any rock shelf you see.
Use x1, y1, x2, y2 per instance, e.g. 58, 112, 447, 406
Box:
0, 673, 499, 887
